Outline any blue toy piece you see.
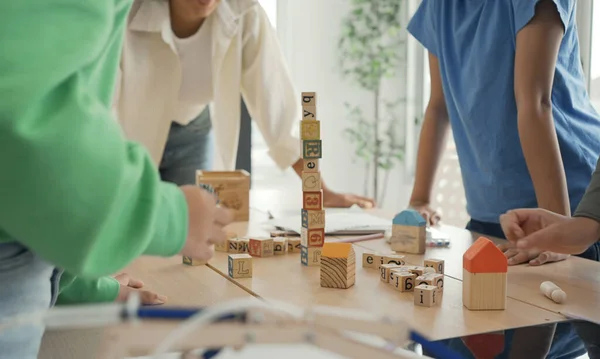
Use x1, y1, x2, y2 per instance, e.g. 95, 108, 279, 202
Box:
392, 209, 426, 226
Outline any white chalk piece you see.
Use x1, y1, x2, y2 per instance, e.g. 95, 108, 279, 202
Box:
540, 281, 567, 304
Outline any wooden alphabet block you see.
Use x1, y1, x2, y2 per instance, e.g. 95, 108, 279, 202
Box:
301, 209, 325, 229
463, 237, 508, 310
301, 92, 316, 106
301, 227, 325, 247
424, 259, 445, 274
301, 245, 322, 266
397, 265, 427, 277
390, 224, 426, 254
273, 237, 288, 255
248, 237, 274, 257
182, 256, 207, 266
320, 243, 355, 289
390, 271, 417, 292
228, 254, 252, 279
300, 120, 320, 140
362, 252, 379, 269
302, 106, 317, 120
415, 272, 444, 291
227, 238, 242, 253
302, 140, 322, 160
287, 238, 301, 253
414, 284, 438, 307
303, 191, 323, 210
196, 170, 250, 222
270, 230, 286, 238
374, 254, 385, 269
301, 172, 322, 192
215, 241, 228, 252
237, 238, 249, 253
382, 254, 406, 266
380, 264, 403, 283
303, 159, 319, 172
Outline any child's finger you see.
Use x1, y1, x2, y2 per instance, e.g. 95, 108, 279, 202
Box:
127, 276, 144, 289
140, 290, 167, 305
507, 251, 530, 265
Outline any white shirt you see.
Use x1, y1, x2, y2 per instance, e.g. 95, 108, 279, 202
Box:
171, 17, 214, 125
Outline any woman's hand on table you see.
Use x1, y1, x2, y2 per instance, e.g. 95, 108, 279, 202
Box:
114, 273, 166, 305
322, 188, 376, 208
501, 208, 600, 257
408, 200, 441, 226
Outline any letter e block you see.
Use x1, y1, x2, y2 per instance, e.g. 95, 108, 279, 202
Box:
303, 159, 319, 172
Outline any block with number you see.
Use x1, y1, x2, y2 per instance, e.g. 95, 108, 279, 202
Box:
301, 245, 322, 266
273, 237, 288, 255
390, 271, 417, 292
301, 92, 316, 106
414, 284, 438, 307
228, 254, 252, 279
302, 140, 322, 160
301, 209, 325, 229
303, 159, 319, 172
320, 243, 355, 289
300, 120, 320, 140
383, 254, 406, 266
301, 227, 325, 247
302, 106, 317, 120
249, 237, 274, 257
424, 259, 445, 274
288, 238, 301, 253
303, 191, 323, 210
182, 256, 207, 266
416, 272, 444, 291
380, 263, 403, 283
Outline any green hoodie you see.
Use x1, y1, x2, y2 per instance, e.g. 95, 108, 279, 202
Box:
0, 0, 188, 301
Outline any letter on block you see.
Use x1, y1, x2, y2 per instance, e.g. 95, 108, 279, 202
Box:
237, 238, 249, 253
383, 254, 406, 266
414, 284, 438, 307
288, 238, 301, 253
390, 271, 416, 292
228, 254, 252, 279
303, 159, 319, 172
249, 237, 274, 258
302, 140, 322, 160
390, 210, 426, 254
424, 259, 445, 274
362, 252, 378, 269
302, 92, 316, 106
301, 209, 325, 229
301, 245, 321, 266
463, 237, 508, 310
273, 237, 288, 255
300, 120, 320, 140
302, 106, 317, 120
303, 191, 323, 210
416, 272, 444, 291
380, 263, 403, 283
320, 243, 355, 289
301, 227, 325, 247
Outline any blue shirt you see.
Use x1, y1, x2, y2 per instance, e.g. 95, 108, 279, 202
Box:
408, 0, 600, 223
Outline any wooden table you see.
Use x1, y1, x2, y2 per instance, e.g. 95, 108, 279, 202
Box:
39, 256, 257, 359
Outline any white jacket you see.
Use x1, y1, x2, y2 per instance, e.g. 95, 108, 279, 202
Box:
114, 0, 301, 170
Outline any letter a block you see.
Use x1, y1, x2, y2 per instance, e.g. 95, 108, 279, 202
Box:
228, 254, 252, 279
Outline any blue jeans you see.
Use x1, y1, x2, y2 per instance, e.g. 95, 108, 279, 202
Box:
423, 219, 598, 359
0, 243, 62, 359
159, 107, 214, 186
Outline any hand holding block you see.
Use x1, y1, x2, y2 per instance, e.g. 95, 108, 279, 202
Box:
287, 238, 301, 253
249, 237, 274, 257
301, 209, 325, 229
302, 140, 322, 159
320, 243, 356, 289
303, 191, 323, 210
540, 281, 567, 304
424, 259, 445, 274
414, 284, 438, 307
303, 159, 319, 172
383, 255, 406, 266
273, 237, 288, 255
228, 254, 252, 279
301, 92, 316, 106
301, 227, 325, 247
301, 246, 321, 266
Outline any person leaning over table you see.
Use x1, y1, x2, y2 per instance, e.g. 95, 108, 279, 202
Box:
0, 1, 233, 358
405, 0, 600, 358
500, 159, 600, 359
55, 0, 376, 309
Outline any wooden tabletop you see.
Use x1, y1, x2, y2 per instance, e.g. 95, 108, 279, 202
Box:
39, 256, 257, 359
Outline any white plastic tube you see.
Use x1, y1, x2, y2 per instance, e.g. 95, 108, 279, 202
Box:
540, 281, 567, 304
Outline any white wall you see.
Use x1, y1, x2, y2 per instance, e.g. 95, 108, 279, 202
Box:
276, 0, 413, 210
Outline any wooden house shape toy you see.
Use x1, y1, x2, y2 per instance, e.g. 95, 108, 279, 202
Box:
320, 243, 356, 289
463, 237, 507, 310
390, 209, 426, 254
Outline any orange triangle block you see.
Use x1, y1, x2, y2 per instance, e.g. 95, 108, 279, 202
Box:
463, 237, 507, 273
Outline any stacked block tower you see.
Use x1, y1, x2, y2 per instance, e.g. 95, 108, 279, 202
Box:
300, 92, 325, 266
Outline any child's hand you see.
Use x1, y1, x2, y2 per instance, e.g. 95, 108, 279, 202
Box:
496, 243, 569, 266
409, 201, 441, 225
179, 185, 234, 262
114, 273, 166, 305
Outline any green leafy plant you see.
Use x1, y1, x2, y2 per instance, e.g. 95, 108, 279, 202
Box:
338, 0, 407, 205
